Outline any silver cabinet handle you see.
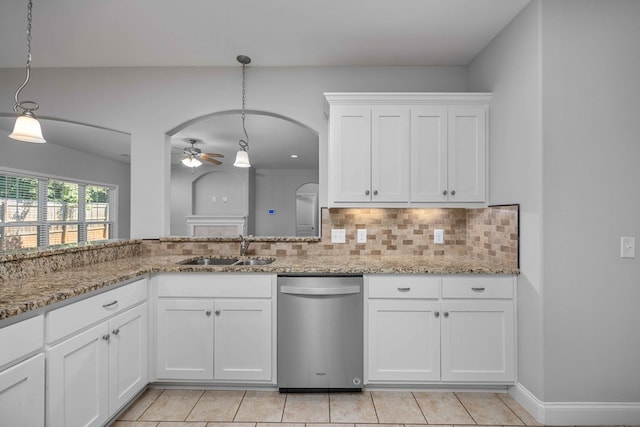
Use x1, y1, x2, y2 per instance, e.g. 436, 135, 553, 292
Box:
471, 287, 486, 292
373, 190, 378, 195
112, 328, 120, 335
365, 190, 370, 196
102, 300, 118, 308
444, 312, 449, 318
215, 310, 221, 316
451, 190, 456, 196
397, 287, 411, 292
435, 311, 440, 318
205, 310, 212, 316
442, 190, 448, 196
102, 334, 110, 341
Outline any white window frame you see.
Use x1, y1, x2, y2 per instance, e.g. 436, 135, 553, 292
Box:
0, 167, 118, 252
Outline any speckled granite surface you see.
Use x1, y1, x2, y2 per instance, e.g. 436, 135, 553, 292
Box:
0, 253, 518, 322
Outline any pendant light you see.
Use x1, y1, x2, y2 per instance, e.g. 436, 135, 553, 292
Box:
9, 0, 46, 143
233, 55, 251, 168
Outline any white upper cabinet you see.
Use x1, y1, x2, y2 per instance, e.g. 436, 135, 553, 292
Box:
326, 93, 491, 207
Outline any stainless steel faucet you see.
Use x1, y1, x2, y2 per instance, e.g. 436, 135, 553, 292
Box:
239, 234, 251, 256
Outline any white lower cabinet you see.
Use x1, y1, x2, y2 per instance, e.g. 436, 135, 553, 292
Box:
46, 279, 148, 427
365, 274, 515, 385
368, 299, 440, 382
0, 353, 45, 427
154, 273, 276, 384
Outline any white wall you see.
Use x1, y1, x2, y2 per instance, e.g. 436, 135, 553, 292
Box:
541, 0, 640, 403
0, 135, 131, 239
254, 169, 318, 236
467, 1, 544, 400
0, 66, 467, 238
471, 0, 640, 412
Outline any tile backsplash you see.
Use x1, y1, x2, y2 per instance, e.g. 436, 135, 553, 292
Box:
142, 205, 519, 268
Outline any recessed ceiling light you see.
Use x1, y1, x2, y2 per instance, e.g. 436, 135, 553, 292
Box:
290, 154, 299, 159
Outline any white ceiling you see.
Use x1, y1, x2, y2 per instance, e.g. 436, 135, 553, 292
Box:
0, 0, 528, 164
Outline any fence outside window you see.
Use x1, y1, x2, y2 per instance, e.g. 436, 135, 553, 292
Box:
0, 171, 117, 252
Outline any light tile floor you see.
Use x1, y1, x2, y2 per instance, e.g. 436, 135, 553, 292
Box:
112, 388, 548, 427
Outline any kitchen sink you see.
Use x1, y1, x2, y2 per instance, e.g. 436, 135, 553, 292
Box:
179, 257, 275, 266
233, 258, 275, 266
180, 257, 239, 265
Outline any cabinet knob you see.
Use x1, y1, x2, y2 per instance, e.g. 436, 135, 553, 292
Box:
215, 310, 221, 316
112, 328, 120, 335
442, 190, 448, 196
435, 311, 440, 318
373, 190, 378, 196
451, 190, 456, 196
444, 312, 450, 318
102, 334, 110, 341
365, 190, 370, 196
205, 310, 212, 316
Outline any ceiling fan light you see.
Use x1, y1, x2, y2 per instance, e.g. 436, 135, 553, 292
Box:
9, 112, 46, 143
233, 149, 251, 168
182, 156, 202, 168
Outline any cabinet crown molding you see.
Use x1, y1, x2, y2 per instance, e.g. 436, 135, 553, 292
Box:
324, 92, 492, 105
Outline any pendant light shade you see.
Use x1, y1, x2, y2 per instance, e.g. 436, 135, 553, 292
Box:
9, 111, 46, 143
233, 149, 251, 168
10, 0, 46, 143
181, 155, 202, 168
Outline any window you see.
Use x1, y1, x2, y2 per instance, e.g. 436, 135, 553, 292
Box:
0, 170, 117, 252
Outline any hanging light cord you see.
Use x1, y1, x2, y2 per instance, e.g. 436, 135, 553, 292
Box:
239, 61, 249, 152
14, 0, 39, 115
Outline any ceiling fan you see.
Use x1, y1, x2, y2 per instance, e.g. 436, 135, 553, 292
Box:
180, 138, 224, 167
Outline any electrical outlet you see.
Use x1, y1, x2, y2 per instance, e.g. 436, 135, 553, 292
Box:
331, 229, 346, 243
434, 229, 444, 244
621, 236, 636, 258
357, 229, 367, 244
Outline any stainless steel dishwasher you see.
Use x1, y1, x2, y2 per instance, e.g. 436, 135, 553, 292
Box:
277, 275, 363, 392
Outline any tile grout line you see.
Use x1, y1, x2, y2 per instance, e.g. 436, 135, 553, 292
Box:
453, 391, 478, 425
410, 391, 429, 425
495, 392, 528, 426
368, 391, 380, 424
232, 390, 248, 422
134, 388, 164, 422
281, 392, 288, 423
183, 389, 205, 422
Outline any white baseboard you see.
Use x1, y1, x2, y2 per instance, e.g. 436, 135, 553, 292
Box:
511, 383, 640, 425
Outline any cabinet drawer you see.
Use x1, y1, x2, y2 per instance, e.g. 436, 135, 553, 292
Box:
156, 273, 274, 298
442, 275, 513, 299
46, 279, 147, 343
367, 275, 440, 299
0, 315, 44, 368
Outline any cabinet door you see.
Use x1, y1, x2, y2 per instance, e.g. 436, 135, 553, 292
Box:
368, 299, 440, 382
410, 106, 448, 202
47, 322, 109, 427
109, 303, 148, 414
156, 299, 214, 380
329, 105, 372, 202
447, 106, 486, 202
0, 353, 45, 427
214, 299, 272, 382
441, 301, 514, 382
371, 106, 410, 202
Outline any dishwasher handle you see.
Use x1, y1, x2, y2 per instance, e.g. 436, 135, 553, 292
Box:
280, 285, 361, 296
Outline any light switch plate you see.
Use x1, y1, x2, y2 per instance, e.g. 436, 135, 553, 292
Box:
434, 229, 444, 244
357, 229, 367, 244
331, 229, 346, 243
621, 236, 636, 258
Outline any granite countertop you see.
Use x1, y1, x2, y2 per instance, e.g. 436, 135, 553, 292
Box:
0, 254, 518, 322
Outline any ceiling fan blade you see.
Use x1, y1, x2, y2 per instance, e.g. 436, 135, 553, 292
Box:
202, 152, 224, 158
201, 156, 222, 165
